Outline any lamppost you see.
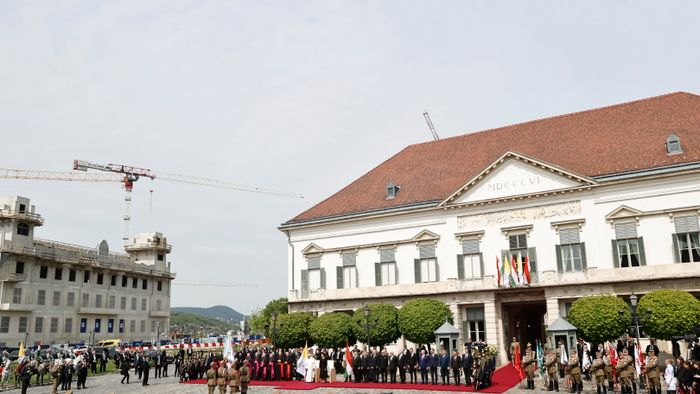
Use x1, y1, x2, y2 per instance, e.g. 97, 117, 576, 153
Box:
629, 294, 644, 388
363, 304, 375, 351
271, 312, 278, 348
88, 331, 93, 347
24, 332, 28, 348
157, 321, 161, 350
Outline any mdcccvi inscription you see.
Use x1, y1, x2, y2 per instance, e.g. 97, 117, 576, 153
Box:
487, 175, 542, 192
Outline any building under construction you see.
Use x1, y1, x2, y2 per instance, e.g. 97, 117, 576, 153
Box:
0, 195, 174, 347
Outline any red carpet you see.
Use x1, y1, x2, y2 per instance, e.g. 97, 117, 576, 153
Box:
183, 364, 521, 392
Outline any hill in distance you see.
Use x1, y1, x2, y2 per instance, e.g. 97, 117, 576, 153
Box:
170, 311, 237, 337
171, 305, 246, 323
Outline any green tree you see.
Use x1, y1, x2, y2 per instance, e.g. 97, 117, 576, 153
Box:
276, 312, 315, 349
568, 295, 631, 344
398, 299, 453, 345
352, 303, 400, 347
638, 290, 700, 340
309, 312, 356, 348
249, 297, 288, 336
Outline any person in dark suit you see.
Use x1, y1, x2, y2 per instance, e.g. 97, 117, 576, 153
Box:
155, 351, 162, 379
451, 350, 462, 386
352, 352, 363, 383
361, 351, 371, 383
645, 338, 660, 357
142, 355, 151, 386
410, 348, 419, 384
370, 349, 379, 383
439, 349, 450, 385
388, 351, 398, 383
462, 347, 473, 386
398, 349, 409, 383
378, 349, 388, 383
419, 350, 429, 384
430, 349, 439, 385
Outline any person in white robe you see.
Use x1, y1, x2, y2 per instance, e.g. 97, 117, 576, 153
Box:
304, 355, 316, 383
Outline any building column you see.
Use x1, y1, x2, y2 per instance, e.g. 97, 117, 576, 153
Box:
484, 297, 504, 364
545, 296, 560, 326
449, 302, 461, 348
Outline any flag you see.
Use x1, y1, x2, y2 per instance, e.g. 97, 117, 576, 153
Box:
500, 256, 505, 287
296, 341, 309, 377
516, 254, 524, 285
559, 344, 568, 364
496, 256, 501, 286
509, 255, 518, 287
536, 341, 545, 378
635, 341, 644, 376
514, 344, 525, 381
523, 255, 531, 284
344, 341, 354, 377
18, 341, 25, 357
608, 343, 618, 379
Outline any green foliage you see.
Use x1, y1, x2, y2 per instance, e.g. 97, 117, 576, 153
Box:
397, 299, 453, 345
568, 295, 631, 344
249, 297, 288, 336
638, 290, 700, 340
170, 311, 234, 336
276, 312, 315, 348
352, 303, 400, 346
309, 312, 356, 348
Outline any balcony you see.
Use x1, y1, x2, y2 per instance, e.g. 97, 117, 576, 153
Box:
2, 273, 26, 282
0, 209, 44, 225
0, 303, 34, 311
78, 307, 118, 315
149, 310, 169, 318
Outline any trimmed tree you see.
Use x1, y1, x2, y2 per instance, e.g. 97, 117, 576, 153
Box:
568, 295, 631, 344
638, 290, 700, 340
352, 303, 400, 347
249, 297, 288, 336
276, 312, 315, 349
398, 299, 453, 346
310, 312, 356, 348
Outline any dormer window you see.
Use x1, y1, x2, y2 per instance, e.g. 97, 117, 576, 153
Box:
386, 182, 400, 199
666, 134, 682, 155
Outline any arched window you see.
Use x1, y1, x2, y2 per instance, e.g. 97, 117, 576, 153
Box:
17, 223, 29, 236
666, 134, 682, 154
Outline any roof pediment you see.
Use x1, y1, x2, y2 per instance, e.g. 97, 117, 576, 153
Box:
411, 229, 440, 242
605, 205, 643, 221
441, 151, 596, 207
301, 243, 324, 255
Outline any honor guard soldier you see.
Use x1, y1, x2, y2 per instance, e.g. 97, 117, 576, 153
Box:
592, 352, 607, 394
228, 363, 239, 393
522, 343, 536, 390
568, 351, 583, 393
604, 352, 614, 391
545, 349, 560, 392
239, 361, 250, 394
207, 362, 218, 394
645, 350, 661, 394
616, 348, 633, 394
217, 362, 227, 394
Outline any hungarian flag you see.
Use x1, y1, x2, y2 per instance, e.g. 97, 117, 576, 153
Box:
523, 255, 531, 284
635, 341, 645, 376
608, 343, 618, 379
496, 256, 502, 286
510, 255, 518, 287
344, 340, 354, 377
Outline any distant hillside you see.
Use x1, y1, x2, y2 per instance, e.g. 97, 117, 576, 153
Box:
171, 305, 245, 323
170, 311, 237, 337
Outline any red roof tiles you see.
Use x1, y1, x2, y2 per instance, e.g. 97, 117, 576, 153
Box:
289, 92, 700, 224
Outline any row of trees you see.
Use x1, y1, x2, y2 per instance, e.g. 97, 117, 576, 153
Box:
255, 299, 453, 349
567, 290, 700, 344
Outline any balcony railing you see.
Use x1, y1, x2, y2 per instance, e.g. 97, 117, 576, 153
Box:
2, 273, 26, 282
0, 209, 44, 225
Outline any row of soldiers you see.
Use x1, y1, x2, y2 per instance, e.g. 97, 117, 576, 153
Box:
206, 358, 250, 394
521, 344, 661, 394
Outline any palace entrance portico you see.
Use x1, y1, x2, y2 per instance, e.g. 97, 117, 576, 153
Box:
497, 289, 547, 363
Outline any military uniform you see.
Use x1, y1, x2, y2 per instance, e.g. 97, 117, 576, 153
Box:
207, 364, 217, 394
239, 364, 250, 394
568, 354, 582, 393
217, 365, 227, 394
645, 354, 661, 394
49, 362, 61, 394
522, 352, 536, 390
616, 352, 633, 394
228, 366, 239, 393
591, 354, 607, 394
604, 355, 614, 391
545, 351, 560, 392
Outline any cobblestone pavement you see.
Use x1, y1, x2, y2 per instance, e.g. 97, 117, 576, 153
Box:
5, 373, 654, 394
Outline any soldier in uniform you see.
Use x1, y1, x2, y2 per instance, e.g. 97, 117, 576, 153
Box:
616, 348, 633, 394
207, 362, 218, 394
568, 351, 582, 393
239, 361, 250, 394
546, 349, 560, 392
217, 361, 228, 394
604, 351, 614, 391
228, 363, 239, 393
49, 360, 61, 394
471, 347, 482, 389
591, 351, 607, 394
645, 349, 661, 394
522, 344, 536, 390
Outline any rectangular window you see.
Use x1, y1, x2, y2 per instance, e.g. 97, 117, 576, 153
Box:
120, 297, 127, 310
140, 320, 145, 333
157, 281, 162, 291
131, 297, 137, 310
462, 253, 483, 279
560, 244, 583, 272
19, 317, 27, 333
463, 307, 485, 342
157, 254, 164, 261
82, 293, 89, 308
379, 262, 397, 285
37, 289, 46, 305
156, 299, 162, 311
13, 288, 22, 303
308, 269, 321, 289
95, 294, 102, 308
15, 261, 24, 274
97, 273, 103, 285
118, 319, 124, 334
504, 234, 538, 283
83, 271, 90, 283
132, 278, 138, 289
34, 317, 43, 333
557, 228, 586, 273
94, 318, 101, 333
416, 244, 437, 283
142, 279, 147, 290
39, 266, 48, 279
54, 268, 62, 280
616, 238, 642, 267
80, 318, 87, 333
109, 295, 115, 309
342, 266, 357, 288
64, 318, 73, 333
50, 317, 59, 333
69, 269, 76, 282
130, 320, 136, 333
108, 319, 114, 333
110, 275, 117, 286
67, 292, 75, 307
673, 214, 700, 264
121, 276, 128, 287
17, 223, 29, 236
141, 298, 147, 311
0, 317, 9, 333
52, 291, 60, 306
151, 321, 156, 333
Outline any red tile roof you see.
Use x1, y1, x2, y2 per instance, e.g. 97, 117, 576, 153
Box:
288, 92, 700, 224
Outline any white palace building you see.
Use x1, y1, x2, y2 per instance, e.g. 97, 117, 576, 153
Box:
279, 92, 700, 362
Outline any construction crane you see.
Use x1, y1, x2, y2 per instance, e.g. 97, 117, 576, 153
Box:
422, 111, 440, 141
1, 162, 303, 245
172, 280, 258, 288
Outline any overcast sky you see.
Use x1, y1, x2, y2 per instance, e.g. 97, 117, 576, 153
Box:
1, 1, 699, 314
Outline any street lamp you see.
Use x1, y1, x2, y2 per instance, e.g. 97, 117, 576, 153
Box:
271, 312, 278, 348
156, 321, 161, 350
363, 305, 373, 351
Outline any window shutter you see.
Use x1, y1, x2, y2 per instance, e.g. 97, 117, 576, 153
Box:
375, 263, 381, 286
674, 215, 699, 233
672, 234, 680, 263
337, 266, 344, 289
394, 263, 399, 284
320, 268, 326, 289
419, 244, 435, 259
457, 255, 465, 280
527, 247, 537, 274
434, 257, 439, 281
307, 255, 321, 270
637, 237, 646, 266
355, 266, 360, 287
414, 259, 421, 283
462, 239, 479, 255
611, 240, 620, 268
615, 222, 637, 239
555, 245, 563, 273
301, 270, 309, 297
342, 253, 356, 267
559, 228, 580, 245
580, 242, 587, 270
478, 253, 484, 278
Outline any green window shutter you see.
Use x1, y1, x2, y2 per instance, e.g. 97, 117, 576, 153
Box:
414, 259, 421, 283
672, 234, 680, 263
320, 268, 326, 289
527, 247, 537, 282
580, 242, 587, 270
555, 245, 563, 273
637, 237, 646, 266
301, 269, 309, 297
336, 266, 344, 289
478, 253, 484, 278
434, 257, 439, 281
457, 255, 465, 280
375, 263, 381, 286
394, 263, 399, 284
611, 240, 620, 268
